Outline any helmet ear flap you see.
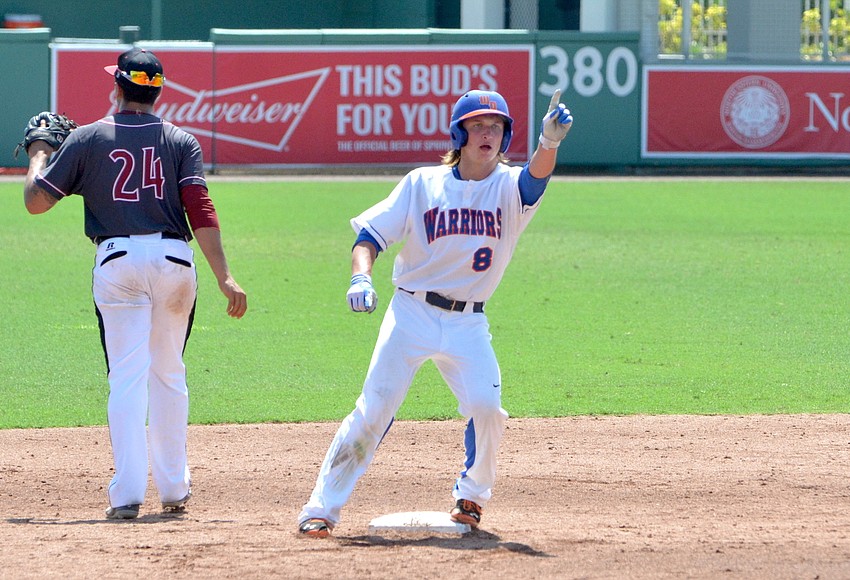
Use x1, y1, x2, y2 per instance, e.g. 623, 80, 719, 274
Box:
450, 121, 468, 150
499, 120, 513, 153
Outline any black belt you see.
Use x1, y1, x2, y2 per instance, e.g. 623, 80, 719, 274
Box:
93, 232, 186, 245
400, 288, 484, 313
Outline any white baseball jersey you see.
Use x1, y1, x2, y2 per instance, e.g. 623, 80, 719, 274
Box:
351, 163, 542, 302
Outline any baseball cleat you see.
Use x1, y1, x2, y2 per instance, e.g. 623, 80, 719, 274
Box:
298, 518, 333, 538
162, 490, 192, 513
450, 499, 482, 528
105, 504, 140, 520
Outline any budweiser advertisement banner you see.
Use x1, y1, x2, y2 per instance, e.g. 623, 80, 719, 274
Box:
53, 44, 533, 167
643, 66, 850, 159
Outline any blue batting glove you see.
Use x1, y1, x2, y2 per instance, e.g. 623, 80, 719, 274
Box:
347, 273, 377, 313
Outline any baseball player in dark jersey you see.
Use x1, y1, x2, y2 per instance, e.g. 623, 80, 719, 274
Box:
23, 48, 247, 520
298, 89, 572, 537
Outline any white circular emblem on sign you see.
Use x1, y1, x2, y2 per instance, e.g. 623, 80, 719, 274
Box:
720, 76, 790, 149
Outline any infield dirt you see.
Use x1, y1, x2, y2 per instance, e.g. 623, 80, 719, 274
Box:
2, 415, 849, 579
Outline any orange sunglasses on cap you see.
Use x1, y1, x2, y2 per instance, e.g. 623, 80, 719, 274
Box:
119, 69, 165, 87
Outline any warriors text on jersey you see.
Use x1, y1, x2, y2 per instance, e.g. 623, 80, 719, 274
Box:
351, 163, 541, 303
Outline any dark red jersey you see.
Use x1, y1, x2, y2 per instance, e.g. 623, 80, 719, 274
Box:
35, 111, 205, 241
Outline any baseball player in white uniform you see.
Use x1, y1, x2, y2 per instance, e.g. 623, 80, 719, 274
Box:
298, 89, 573, 537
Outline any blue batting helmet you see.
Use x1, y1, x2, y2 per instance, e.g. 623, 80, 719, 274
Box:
449, 90, 513, 153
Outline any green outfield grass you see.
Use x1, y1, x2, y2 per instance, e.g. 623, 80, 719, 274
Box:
1, 177, 847, 428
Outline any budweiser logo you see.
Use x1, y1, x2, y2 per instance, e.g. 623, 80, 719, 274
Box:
109, 67, 331, 152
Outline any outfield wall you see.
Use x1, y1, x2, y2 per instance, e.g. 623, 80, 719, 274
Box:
2, 28, 848, 172
0, 29, 51, 169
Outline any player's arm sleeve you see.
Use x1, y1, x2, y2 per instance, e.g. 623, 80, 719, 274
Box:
180, 183, 220, 230
353, 228, 382, 254
349, 172, 414, 250
33, 172, 69, 201
518, 163, 551, 207
33, 130, 86, 200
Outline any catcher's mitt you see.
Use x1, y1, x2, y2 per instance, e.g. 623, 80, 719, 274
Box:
14, 112, 78, 159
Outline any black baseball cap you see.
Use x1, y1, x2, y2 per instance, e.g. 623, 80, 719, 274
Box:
104, 48, 165, 87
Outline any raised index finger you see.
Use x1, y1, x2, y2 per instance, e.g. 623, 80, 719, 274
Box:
548, 89, 562, 114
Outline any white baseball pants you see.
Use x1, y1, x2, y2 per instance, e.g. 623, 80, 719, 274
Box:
92, 234, 196, 509
299, 289, 508, 526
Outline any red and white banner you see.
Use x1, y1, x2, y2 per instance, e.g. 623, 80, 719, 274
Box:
53, 44, 533, 167
643, 66, 850, 159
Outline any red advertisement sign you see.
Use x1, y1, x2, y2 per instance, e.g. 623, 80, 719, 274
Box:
53, 44, 533, 167
643, 66, 850, 158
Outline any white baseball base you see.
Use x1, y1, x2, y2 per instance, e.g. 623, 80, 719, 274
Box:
368, 511, 471, 535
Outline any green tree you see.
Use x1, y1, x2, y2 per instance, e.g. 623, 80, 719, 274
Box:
658, 1, 727, 58
661, 0, 850, 61
802, 1, 850, 59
